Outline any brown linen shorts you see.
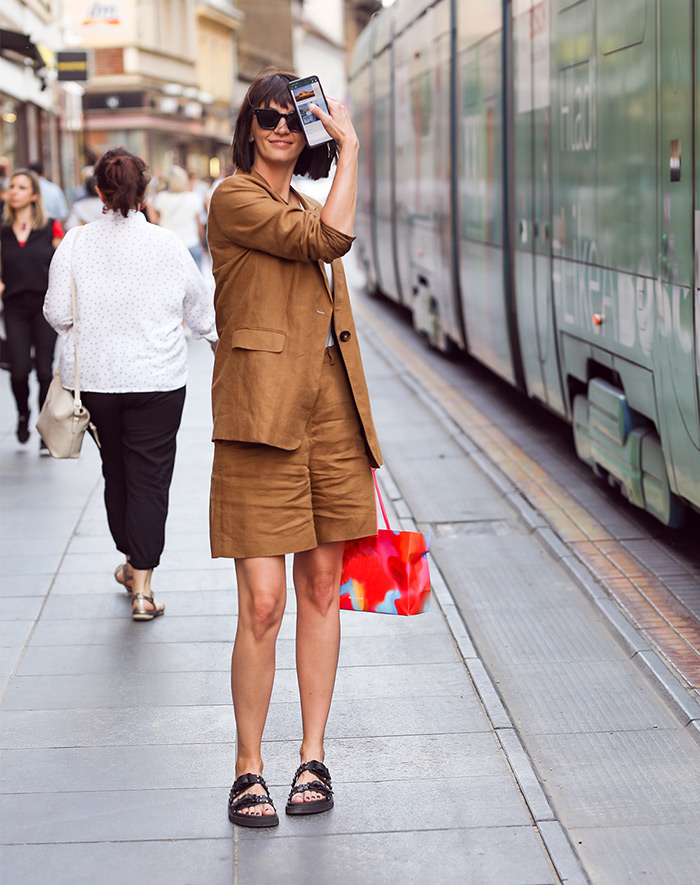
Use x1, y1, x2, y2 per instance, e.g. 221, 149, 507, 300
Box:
210, 346, 376, 559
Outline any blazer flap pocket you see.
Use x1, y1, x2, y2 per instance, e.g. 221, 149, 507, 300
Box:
231, 328, 286, 353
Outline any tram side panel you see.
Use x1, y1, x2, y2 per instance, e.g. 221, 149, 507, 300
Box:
653, 0, 700, 512
395, 4, 453, 347
551, 0, 700, 521
372, 10, 402, 304
349, 19, 378, 291
512, 0, 566, 415
432, 0, 464, 349
456, 0, 515, 384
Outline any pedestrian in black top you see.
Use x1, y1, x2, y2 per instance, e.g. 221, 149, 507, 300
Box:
0, 169, 64, 451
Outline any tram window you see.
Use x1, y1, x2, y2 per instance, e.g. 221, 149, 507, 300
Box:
598, 0, 647, 55
557, 0, 592, 68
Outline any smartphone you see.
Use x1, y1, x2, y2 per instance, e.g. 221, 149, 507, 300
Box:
288, 75, 334, 148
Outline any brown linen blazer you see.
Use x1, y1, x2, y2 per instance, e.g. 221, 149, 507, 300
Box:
207, 170, 382, 468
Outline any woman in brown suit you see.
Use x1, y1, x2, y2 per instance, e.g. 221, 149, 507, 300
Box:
208, 68, 382, 828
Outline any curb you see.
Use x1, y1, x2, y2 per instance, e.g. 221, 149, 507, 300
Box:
385, 338, 700, 744
375, 463, 590, 885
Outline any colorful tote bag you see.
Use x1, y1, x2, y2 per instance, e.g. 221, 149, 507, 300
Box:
340, 471, 431, 616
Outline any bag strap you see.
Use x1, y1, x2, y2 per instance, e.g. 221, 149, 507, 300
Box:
69, 228, 84, 410
372, 468, 391, 531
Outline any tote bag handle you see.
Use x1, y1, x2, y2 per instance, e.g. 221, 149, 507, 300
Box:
372, 469, 391, 531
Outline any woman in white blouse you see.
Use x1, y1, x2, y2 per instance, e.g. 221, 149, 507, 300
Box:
44, 147, 217, 621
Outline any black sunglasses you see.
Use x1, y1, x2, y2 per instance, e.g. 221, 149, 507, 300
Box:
250, 105, 303, 133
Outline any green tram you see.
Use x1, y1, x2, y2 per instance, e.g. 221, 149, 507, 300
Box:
349, 0, 700, 526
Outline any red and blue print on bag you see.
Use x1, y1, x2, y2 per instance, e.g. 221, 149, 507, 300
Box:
339, 471, 431, 616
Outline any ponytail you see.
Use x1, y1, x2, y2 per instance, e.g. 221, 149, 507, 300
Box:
94, 147, 149, 217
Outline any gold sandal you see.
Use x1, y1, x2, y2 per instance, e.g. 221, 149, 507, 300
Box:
114, 562, 134, 594
132, 593, 164, 621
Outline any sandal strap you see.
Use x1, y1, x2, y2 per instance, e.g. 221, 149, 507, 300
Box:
289, 779, 332, 800
230, 792, 276, 812
291, 760, 332, 788
230, 772, 269, 800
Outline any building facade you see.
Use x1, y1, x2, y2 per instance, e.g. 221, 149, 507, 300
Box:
1, 1, 68, 185
61, 0, 242, 178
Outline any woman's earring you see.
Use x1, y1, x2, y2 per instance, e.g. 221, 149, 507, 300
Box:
102, 204, 108, 214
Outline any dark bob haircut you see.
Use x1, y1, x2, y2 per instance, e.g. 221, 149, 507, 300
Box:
232, 67, 338, 180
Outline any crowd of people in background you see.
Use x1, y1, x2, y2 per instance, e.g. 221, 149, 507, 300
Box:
0, 152, 230, 455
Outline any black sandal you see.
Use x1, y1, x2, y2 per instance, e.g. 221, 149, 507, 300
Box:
285, 760, 334, 816
228, 773, 279, 828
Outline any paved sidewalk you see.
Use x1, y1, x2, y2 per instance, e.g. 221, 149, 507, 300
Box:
1, 328, 570, 883
3, 270, 700, 883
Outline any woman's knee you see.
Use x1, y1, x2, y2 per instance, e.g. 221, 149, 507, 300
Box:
297, 571, 338, 616
241, 589, 285, 640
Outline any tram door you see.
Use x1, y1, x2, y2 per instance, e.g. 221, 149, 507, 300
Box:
656, 0, 700, 504
512, 0, 565, 414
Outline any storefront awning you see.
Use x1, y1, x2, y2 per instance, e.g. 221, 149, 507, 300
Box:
0, 29, 46, 72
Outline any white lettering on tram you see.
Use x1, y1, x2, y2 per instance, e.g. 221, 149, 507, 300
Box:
559, 61, 596, 153
553, 203, 693, 358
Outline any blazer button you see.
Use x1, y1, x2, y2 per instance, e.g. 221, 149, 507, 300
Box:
339, 330, 351, 342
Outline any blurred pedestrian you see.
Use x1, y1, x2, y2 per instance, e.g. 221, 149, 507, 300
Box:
64, 176, 103, 229
0, 168, 64, 452
208, 68, 382, 828
70, 164, 94, 204
28, 160, 68, 223
151, 165, 205, 268
44, 147, 217, 621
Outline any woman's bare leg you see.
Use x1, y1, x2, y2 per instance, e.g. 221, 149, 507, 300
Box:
231, 555, 287, 816
291, 540, 344, 803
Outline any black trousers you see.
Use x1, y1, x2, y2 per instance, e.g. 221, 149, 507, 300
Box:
3, 294, 57, 418
82, 387, 186, 570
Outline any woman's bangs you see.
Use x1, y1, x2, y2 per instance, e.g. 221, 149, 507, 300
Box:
252, 74, 294, 110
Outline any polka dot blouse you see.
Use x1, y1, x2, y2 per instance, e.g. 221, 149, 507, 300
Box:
44, 210, 217, 393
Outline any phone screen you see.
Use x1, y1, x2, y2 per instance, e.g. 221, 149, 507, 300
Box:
289, 76, 333, 147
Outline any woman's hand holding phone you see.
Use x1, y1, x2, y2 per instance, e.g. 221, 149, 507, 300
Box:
318, 97, 360, 236
309, 98, 359, 154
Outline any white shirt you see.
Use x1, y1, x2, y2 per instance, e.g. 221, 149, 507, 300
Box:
44, 210, 217, 393
321, 262, 335, 346
153, 190, 203, 249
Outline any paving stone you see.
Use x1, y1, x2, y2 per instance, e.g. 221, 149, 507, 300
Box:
4, 659, 476, 714
462, 603, 624, 667
435, 534, 587, 610
0, 733, 508, 794
0, 574, 52, 598
0, 553, 65, 577
0, 537, 67, 556
495, 660, 683, 735
0, 647, 23, 680
49, 568, 237, 595
40, 589, 238, 620
0, 839, 234, 885
0, 596, 44, 621
526, 729, 700, 828
0, 693, 486, 749
12, 638, 233, 677
0, 621, 34, 649
568, 823, 700, 885
236, 828, 557, 885
4, 669, 230, 710
388, 455, 512, 523
0, 788, 230, 845
0, 741, 237, 794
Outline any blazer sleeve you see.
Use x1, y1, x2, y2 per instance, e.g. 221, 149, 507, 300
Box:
209, 176, 354, 264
